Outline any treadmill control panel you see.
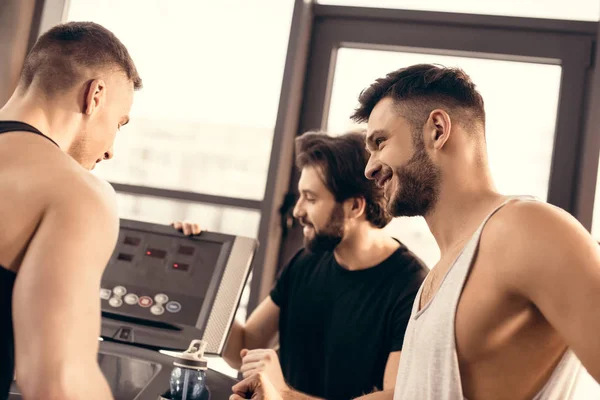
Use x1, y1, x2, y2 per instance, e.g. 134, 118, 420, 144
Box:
101, 228, 224, 327
100, 219, 257, 354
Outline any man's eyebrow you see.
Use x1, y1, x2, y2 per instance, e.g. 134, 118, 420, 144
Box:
300, 189, 317, 197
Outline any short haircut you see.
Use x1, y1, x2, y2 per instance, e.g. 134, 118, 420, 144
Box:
295, 131, 391, 228
20, 21, 142, 94
351, 64, 485, 134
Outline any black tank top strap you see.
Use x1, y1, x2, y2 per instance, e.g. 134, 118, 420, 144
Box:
0, 120, 59, 148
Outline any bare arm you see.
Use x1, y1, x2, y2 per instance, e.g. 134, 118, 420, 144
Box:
383, 351, 401, 390
231, 373, 394, 400
223, 296, 280, 369
493, 202, 600, 382
13, 183, 119, 400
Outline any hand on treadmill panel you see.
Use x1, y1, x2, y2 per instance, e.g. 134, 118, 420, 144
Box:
171, 220, 202, 236
230, 372, 283, 400
240, 348, 288, 392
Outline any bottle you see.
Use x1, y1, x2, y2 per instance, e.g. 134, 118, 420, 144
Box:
169, 340, 208, 400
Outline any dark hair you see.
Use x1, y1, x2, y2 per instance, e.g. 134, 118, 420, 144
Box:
351, 64, 484, 133
20, 21, 142, 93
295, 131, 391, 228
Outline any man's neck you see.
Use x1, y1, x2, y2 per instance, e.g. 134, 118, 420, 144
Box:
424, 173, 505, 255
333, 224, 398, 271
0, 89, 76, 150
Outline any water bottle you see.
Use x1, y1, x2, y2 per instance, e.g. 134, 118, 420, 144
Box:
169, 340, 208, 400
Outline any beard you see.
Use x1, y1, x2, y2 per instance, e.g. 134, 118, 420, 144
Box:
303, 203, 345, 253
387, 139, 441, 218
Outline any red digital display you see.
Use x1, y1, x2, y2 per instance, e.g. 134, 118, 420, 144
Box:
172, 263, 189, 271
145, 248, 167, 259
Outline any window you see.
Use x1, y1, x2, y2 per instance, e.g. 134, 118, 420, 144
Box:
327, 47, 562, 266
316, 0, 600, 21
116, 193, 260, 238
66, 0, 295, 200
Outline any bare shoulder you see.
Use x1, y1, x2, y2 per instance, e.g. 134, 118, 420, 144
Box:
46, 157, 117, 211
38, 159, 119, 240
479, 199, 598, 294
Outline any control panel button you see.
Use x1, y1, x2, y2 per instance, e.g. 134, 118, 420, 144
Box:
117, 327, 133, 341
100, 288, 111, 300
124, 294, 139, 305
109, 297, 123, 308
154, 293, 169, 304
150, 305, 165, 316
113, 286, 127, 297
138, 296, 153, 308
166, 301, 182, 313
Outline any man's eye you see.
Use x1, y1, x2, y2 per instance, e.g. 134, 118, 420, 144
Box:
375, 138, 385, 147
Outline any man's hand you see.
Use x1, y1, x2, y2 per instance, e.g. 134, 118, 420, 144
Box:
230, 372, 283, 400
171, 220, 202, 235
240, 349, 288, 392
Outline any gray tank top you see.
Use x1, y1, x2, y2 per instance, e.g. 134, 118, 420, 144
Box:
393, 196, 600, 400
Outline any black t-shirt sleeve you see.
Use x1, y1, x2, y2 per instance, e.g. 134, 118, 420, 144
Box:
389, 254, 428, 352
390, 289, 418, 351
270, 248, 304, 307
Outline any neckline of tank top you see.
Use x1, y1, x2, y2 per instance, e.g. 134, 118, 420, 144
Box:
0, 266, 16, 278
0, 120, 60, 148
413, 195, 538, 320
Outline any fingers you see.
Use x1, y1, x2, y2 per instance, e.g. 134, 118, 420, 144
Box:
229, 395, 246, 400
240, 348, 249, 358
240, 361, 263, 378
232, 375, 259, 398
242, 349, 275, 364
171, 221, 202, 236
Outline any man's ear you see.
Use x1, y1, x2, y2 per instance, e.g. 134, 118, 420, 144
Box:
83, 79, 106, 116
346, 196, 366, 220
426, 109, 452, 150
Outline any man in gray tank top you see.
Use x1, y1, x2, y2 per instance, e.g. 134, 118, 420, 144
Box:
231, 65, 600, 400
352, 64, 600, 400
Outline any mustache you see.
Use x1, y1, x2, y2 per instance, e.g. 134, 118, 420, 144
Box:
298, 217, 313, 227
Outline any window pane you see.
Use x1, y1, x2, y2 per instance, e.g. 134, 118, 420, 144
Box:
328, 48, 561, 266
116, 193, 260, 239
316, 0, 600, 21
66, 0, 295, 200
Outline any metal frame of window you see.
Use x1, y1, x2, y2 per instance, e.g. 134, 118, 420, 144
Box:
252, 4, 600, 312
33, 0, 600, 315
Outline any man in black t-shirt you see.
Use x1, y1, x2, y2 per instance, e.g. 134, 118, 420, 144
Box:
178, 131, 427, 399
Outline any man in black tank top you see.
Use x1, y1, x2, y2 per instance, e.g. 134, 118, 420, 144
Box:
0, 22, 141, 400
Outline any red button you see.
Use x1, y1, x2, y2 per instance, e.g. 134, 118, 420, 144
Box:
138, 296, 153, 308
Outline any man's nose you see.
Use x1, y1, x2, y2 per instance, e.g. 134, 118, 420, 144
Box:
104, 146, 114, 160
292, 199, 304, 219
365, 156, 382, 180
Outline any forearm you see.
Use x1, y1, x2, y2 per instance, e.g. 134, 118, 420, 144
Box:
281, 389, 323, 400
354, 389, 394, 400
280, 389, 393, 400
223, 320, 246, 369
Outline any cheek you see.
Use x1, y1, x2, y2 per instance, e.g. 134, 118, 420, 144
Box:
306, 205, 325, 226
382, 146, 410, 170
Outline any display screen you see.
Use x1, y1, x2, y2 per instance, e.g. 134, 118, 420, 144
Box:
100, 229, 227, 327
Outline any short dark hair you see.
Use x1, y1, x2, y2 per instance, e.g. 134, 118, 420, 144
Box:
351, 64, 484, 133
20, 21, 142, 94
295, 131, 391, 228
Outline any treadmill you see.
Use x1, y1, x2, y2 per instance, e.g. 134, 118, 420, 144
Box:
9, 219, 257, 400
